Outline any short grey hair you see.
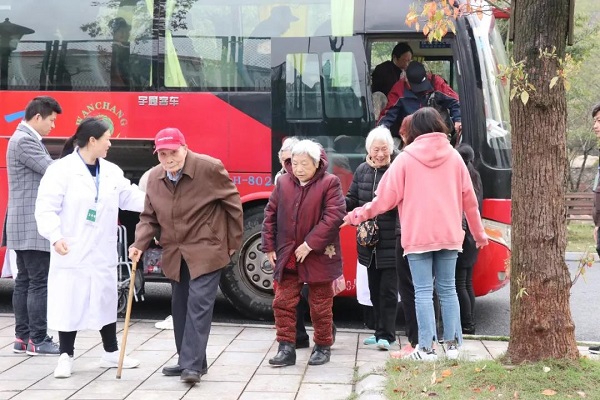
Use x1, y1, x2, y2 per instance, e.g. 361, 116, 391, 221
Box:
278, 137, 300, 156
365, 126, 394, 153
291, 140, 321, 166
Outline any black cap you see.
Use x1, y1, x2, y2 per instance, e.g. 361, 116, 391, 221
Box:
406, 61, 433, 93
110, 17, 131, 34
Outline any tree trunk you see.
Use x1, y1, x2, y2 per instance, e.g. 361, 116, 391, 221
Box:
507, 0, 579, 362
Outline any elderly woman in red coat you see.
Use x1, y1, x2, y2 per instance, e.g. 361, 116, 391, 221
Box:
262, 139, 345, 367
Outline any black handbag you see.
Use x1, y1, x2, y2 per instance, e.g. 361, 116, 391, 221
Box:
356, 219, 379, 247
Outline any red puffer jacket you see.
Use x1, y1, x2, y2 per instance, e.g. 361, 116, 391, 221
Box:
262, 149, 345, 284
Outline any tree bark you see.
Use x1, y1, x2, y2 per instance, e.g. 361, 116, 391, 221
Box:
507, 0, 579, 362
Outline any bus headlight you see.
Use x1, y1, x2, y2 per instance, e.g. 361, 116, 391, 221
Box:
482, 219, 511, 251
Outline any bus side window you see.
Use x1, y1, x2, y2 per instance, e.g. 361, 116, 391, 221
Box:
322, 52, 363, 119
285, 53, 322, 120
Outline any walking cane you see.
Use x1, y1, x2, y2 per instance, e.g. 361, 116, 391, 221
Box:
116, 260, 137, 379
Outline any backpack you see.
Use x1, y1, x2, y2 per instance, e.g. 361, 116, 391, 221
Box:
426, 91, 456, 139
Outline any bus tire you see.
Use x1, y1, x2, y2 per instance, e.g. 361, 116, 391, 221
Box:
220, 206, 274, 321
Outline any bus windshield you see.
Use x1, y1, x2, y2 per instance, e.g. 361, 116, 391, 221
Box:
473, 12, 511, 169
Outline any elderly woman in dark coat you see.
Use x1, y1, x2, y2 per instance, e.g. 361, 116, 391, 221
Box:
262, 139, 345, 367
346, 126, 399, 351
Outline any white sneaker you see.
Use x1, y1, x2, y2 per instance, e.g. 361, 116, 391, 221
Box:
403, 345, 438, 362
155, 315, 174, 330
54, 353, 73, 378
100, 351, 140, 369
445, 343, 459, 360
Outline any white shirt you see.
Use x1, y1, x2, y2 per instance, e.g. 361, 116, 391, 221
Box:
21, 121, 42, 141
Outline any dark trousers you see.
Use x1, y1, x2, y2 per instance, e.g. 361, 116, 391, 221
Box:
396, 236, 418, 347
58, 322, 118, 356
366, 261, 398, 343
12, 250, 50, 343
295, 284, 310, 342
172, 260, 221, 373
274, 270, 334, 346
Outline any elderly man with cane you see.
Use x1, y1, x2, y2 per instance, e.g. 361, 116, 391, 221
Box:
129, 127, 243, 384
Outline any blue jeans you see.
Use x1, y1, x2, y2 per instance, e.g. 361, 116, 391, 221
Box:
407, 250, 462, 349
12, 250, 50, 343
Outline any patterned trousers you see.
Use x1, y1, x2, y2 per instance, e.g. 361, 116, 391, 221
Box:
273, 270, 334, 346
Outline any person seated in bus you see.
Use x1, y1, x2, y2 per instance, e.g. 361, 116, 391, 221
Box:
110, 17, 132, 90
242, 6, 298, 87
378, 61, 461, 141
262, 140, 345, 367
371, 42, 413, 96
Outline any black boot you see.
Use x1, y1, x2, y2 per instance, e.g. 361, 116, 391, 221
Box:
308, 344, 331, 366
269, 342, 296, 366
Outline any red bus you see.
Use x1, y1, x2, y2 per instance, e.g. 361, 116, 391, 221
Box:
0, 0, 511, 320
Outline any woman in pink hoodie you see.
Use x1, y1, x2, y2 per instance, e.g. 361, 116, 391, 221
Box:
343, 107, 488, 361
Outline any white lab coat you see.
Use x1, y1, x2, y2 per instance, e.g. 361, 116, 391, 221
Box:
35, 152, 145, 331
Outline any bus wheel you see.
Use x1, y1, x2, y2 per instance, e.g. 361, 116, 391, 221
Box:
220, 206, 274, 321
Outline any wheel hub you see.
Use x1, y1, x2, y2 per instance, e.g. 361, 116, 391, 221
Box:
242, 235, 274, 292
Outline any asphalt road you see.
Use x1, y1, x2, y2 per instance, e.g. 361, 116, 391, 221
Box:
0, 259, 598, 342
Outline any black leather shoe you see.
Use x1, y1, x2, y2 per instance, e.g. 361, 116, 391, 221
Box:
269, 342, 296, 366
296, 337, 310, 349
308, 345, 331, 366
180, 369, 201, 384
162, 364, 183, 376
163, 364, 208, 376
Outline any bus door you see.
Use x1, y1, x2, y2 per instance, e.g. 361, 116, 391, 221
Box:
271, 36, 373, 188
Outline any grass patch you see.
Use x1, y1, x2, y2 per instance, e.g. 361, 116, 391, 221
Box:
386, 357, 600, 399
567, 221, 594, 252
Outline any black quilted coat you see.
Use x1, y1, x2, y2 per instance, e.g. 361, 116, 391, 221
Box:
345, 152, 399, 269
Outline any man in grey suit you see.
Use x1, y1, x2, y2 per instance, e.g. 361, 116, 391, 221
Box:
2, 96, 62, 355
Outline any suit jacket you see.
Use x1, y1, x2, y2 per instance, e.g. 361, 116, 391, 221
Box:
132, 151, 244, 281
2, 122, 53, 251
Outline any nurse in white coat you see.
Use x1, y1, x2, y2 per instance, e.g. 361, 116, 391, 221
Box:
35, 117, 145, 379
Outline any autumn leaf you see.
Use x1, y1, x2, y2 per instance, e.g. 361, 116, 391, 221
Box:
442, 369, 452, 378
542, 389, 557, 396
549, 77, 559, 89
520, 91, 530, 105
489, 385, 496, 392
473, 387, 482, 393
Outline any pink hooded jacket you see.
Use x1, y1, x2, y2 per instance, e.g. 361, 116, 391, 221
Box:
346, 132, 488, 254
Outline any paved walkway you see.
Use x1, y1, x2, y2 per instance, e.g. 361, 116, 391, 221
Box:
0, 314, 513, 400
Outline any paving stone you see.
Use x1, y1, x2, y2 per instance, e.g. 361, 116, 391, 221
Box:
245, 374, 302, 392
201, 364, 257, 382
30, 371, 104, 390
296, 383, 353, 400
236, 328, 277, 341
181, 381, 245, 399
355, 374, 387, 395
357, 391, 387, 400
125, 390, 188, 400
212, 351, 265, 366
357, 360, 385, 377
10, 389, 76, 400
69, 379, 139, 399
0, 379, 38, 391
303, 366, 355, 384
459, 340, 494, 361
227, 339, 274, 353
238, 392, 296, 400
